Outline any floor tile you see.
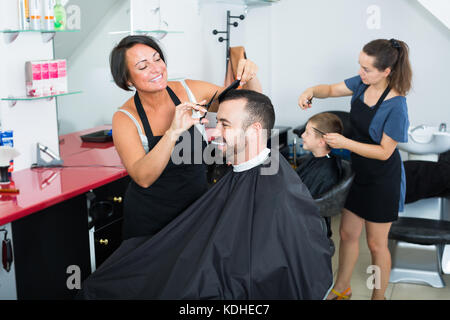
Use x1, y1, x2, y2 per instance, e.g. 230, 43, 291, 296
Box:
390, 274, 450, 300
328, 215, 450, 300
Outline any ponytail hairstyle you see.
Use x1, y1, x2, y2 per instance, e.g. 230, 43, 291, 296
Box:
363, 38, 412, 96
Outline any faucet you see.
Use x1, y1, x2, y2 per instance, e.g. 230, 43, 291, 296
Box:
439, 123, 447, 132
410, 124, 426, 133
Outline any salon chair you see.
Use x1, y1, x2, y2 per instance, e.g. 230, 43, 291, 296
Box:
296, 156, 355, 256
313, 159, 355, 218
388, 214, 450, 288
316, 160, 354, 257
388, 154, 450, 288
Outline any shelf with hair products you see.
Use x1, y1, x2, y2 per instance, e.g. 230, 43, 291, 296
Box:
1, 91, 82, 108
1, 29, 80, 44
108, 30, 183, 41
199, 0, 280, 10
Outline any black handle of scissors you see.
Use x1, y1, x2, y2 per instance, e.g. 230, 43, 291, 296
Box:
199, 90, 218, 121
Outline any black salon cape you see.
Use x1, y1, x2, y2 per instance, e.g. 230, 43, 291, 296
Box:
78, 152, 333, 300
296, 154, 342, 199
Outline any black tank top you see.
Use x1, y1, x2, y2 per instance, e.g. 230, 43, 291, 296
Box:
122, 86, 208, 240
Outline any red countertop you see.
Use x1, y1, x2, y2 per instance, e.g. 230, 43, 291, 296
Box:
0, 125, 128, 226
0, 125, 216, 226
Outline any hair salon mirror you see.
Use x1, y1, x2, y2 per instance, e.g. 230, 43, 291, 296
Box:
53, 0, 132, 135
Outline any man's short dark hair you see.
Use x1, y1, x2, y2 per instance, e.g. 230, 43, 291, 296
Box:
110, 35, 166, 91
218, 89, 275, 131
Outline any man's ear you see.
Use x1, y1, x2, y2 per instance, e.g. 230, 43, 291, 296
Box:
247, 122, 263, 138
252, 122, 262, 131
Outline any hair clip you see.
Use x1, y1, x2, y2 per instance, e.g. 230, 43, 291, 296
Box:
389, 38, 401, 49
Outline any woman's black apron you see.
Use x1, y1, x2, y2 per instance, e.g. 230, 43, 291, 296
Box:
344, 85, 401, 223
122, 87, 208, 239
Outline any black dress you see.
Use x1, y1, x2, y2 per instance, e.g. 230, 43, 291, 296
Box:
122, 86, 208, 240
345, 85, 401, 223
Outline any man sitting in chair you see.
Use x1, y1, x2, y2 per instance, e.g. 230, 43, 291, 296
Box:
297, 112, 344, 238
78, 90, 333, 300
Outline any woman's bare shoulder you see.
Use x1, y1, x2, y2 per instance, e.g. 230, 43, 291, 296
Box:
184, 79, 224, 101
113, 96, 137, 124
118, 96, 135, 111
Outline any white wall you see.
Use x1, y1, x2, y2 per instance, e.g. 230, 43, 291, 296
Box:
266, 0, 450, 138
56, 0, 267, 134
57, 0, 450, 142
55, 0, 132, 134
0, 1, 59, 171
418, 0, 450, 29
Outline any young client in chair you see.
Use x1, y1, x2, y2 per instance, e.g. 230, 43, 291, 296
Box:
297, 112, 344, 238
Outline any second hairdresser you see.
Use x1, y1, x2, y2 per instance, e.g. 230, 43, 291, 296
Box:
298, 38, 411, 300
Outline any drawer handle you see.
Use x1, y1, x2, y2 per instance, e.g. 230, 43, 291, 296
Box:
113, 197, 122, 203
99, 239, 109, 245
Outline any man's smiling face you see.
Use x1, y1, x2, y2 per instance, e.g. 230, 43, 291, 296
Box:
213, 98, 249, 162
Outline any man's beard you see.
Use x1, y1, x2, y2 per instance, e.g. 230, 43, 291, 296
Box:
224, 136, 248, 165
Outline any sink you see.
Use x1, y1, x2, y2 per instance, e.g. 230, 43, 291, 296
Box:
398, 125, 450, 155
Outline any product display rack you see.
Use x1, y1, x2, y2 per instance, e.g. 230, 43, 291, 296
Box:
199, 0, 280, 10
1, 29, 80, 44
0, 18, 81, 172
1, 91, 82, 108
108, 30, 183, 37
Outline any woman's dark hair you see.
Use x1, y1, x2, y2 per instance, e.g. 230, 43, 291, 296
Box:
110, 35, 166, 91
219, 89, 275, 131
363, 38, 412, 96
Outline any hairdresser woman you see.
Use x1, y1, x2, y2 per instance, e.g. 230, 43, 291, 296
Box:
298, 39, 411, 300
111, 35, 262, 240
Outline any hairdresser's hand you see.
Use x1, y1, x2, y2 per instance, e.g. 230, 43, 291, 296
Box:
236, 59, 259, 86
166, 101, 208, 141
323, 133, 349, 149
298, 88, 314, 110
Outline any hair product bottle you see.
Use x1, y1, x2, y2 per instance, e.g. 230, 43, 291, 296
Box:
54, 0, 66, 30
29, 0, 41, 30
18, 0, 31, 30
42, 0, 55, 31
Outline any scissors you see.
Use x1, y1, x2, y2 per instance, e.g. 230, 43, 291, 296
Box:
198, 90, 218, 121
197, 79, 241, 121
